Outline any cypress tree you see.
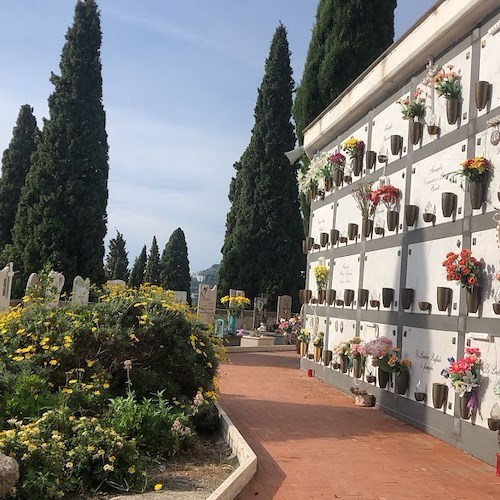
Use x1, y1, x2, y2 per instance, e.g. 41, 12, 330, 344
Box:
159, 228, 191, 305
218, 23, 304, 306
105, 230, 129, 281
144, 236, 160, 285
128, 245, 147, 288
0, 105, 38, 253
11, 0, 109, 288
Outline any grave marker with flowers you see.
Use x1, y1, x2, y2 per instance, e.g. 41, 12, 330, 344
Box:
433, 64, 461, 125
342, 136, 365, 177
370, 184, 401, 232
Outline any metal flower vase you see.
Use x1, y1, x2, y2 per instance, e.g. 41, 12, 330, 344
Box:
352, 357, 364, 379
466, 286, 481, 314
432, 383, 447, 409
378, 368, 391, 389
395, 371, 409, 395
446, 98, 460, 125
475, 81, 490, 111
469, 181, 483, 210
436, 287, 452, 311
386, 210, 399, 231
409, 121, 423, 145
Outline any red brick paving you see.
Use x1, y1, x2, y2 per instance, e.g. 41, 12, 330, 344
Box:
218, 351, 500, 500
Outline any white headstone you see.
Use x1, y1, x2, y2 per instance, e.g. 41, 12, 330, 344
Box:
0, 263, 14, 313
197, 284, 217, 323
25, 272, 40, 296
171, 290, 188, 303
46, 271, 65, 308
277, 295, 292, 321
72, 276, 90, 306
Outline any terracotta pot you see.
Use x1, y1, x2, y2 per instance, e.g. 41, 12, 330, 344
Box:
441, 192, 456, 217
317, 289, 326, 304
320, 232, 329, 247
418, 301, 431, 312
323, 349, 333, 366
366, 375, 377, 383
475, 80, 490, 111
366, 150, 376, 170
313, 346, 322, 362
395, 371, 409, 395
459, 391, 472, 420
422, 212, 435, 223
326, 289, 336, 305
352, 357, 364, 379
446, 98, 460, 125
493, 303, 500, 315
378, 368, 391, 389
414, 392, 426, 402
300, 342, 308, 357
382, 288, 394, 308
347, 223, 358, 241
409, 121, 423, 145
358, 289, 369, 308
427, 124, 440, 136
466, 286, 481, 314
436, 287, 452, 311
333, 169, 343, 187
344, 289, 355, 307
386, 210, 399, 231
339, 354, 349, 373
352, 155, 363, 176
390, 134, 402, 155
324, 176, 333, 192
400, 288, 413, 310
362, 218, 373, 238
432, 383, 447, 409
469, 181, 483, 210
330, 229, 339, 246
405, 205, 418, 227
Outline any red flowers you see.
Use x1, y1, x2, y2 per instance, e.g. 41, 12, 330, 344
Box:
442, 249, 482, 290
371, 185, 401, 210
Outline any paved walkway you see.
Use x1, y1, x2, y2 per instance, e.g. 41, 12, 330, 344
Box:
218, 351, 500, 500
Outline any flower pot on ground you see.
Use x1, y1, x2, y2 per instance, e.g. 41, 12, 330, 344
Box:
347, 223, 358, 241
469, 180, 484, 209
323, 349, 332, 366
436, 287, 452, 311
446, 98, 460, 125
330, 229, 339, 246
354, 394, 375, 407
378, 368, 391, 389
362, 218, 373, 238
400, 288, 414, 310
386, 210, 399, 231
382, 288, 394, 308
409, 121, 423, 145
352, 357, 364, 379
390, 135, 402, 155
475, 81, 490, 111
366, 150, 376, 170
358, 289, 369, 308
395, 371, 409, 395
339, 354, 349, 373
344, 289, 355, 307
326, 289, 336, 305
320, 232, 329, 247
441, 192, 456, 217
432, 383, 447, 409
422, 212, 435, 223
405, 205, 418, 227
466, 286, 481, 314
459, 391, 472, 420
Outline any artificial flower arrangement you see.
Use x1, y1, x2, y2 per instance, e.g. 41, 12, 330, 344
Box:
220, 295, 251, 318
333, 339, 351, 357
364, 336, 411, 374
351, 182, 379, 219
443, 157, 491, 185
342, 136, 365, 160
370, 184, 401, 211
349, 337, 366, 360
397, 89, 426, 120
314, 264, 329, 291
326, 152, 346, 176
296, 328, 310, 344
313, 331, 324, 348
278, 315, 302, 345
442, 249, 482, 290
441, 347, 481, 396
433, 64, 461, 100
297, 152, 329, 195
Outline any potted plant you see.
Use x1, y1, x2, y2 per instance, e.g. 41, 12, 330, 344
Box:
433, 64, 461, 125
312, 332, 324, 362
333, 340, 351, 373
441, 347, 481, 420
371, 184, 401, 232
397, 89, 426, 145
351, 182, 378, 238
326, 152, 346, 187
443, 156, 491, 210
349, 337, 366, 379
297, 329, 310, 357
314, 263, 329, 304
442, 249, 483, 313
221, 295, 251, 334
342, 136, 365, 177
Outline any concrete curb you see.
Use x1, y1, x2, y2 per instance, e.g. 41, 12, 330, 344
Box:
207, 402, 257, 500
225, 345, 296, 353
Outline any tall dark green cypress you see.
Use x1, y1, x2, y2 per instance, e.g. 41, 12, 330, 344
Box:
105, 230, 129, 281
0, 105, 38, 254
128, 245, 147, 288
159, 228, 191, 304
218, 23, 304, 306
144, 236, 160, 285
11, 0, 109, 288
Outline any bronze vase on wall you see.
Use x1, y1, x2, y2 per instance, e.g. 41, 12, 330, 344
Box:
409, 121, 423, 145
390, 134, 402, 155
441, 192, 456, 217
436, 287, 452, 311
378, 368, 391, 389
405, 205, 418, 227
366, 150, 376, 170
466, 286, 481, 314
469, 181, 483, 210
400, 288, 414, 310
432, 383, 447, 409
362, 218, 373, 238
446, 98, 460, 125
386, 210, 399, 231
474, 81, 490, 111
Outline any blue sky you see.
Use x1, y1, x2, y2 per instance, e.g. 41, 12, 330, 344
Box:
0, 0, 435, 273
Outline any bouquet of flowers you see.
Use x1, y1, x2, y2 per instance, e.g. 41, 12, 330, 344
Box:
278, 315, 302, 345
351, 182, 378, 219
371, 184, 401, 210
433, 64, 461, 100
364, 336, 410, 374
444, 157, 491, 185
326, 152, 346, 175
349, 337, 366, 360
441, 347, 481, 395
342, 137, 365, 160
397, 89, 426, 120
220, 295, 251, 318
296, 329, 310, 344
442, 249, 482, 290
313, 332, 324, 348
333, 340, 351, 356
297, 152, 328, 194
314, 264, 329, 291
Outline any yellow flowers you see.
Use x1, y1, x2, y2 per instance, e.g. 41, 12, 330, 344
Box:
154, 483, 163, 491
128, 466, 136, 474
313, 265, 329, 290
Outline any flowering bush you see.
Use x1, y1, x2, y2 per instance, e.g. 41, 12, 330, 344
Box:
371, 184, 401, 210
433, 64, 461, 100
220, 295, 251, 318
313, 264, 329, 290
351, 182, 378, 218
444, 157, 491, 185
397, 89, 426, 120
442, 249, 482, 290
326, 152, 346, 175
342, 137, 365, 160
441, 347, 481, 395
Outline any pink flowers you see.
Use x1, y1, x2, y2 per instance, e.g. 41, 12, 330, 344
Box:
442, 348, 481, 395
327, 152, 346, 167
371, 185, 401, 210
350, 343, 366, 359
364, 336, 393, 358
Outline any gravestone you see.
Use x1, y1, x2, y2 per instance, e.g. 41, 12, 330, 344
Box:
276, 295, 292, 321
197, 284, 217, 323
171, 290, 188, 303
104, 279, 126, 290
25, 272, 40, 297
0, 263, 14, 313
253, 296, 268, 329
72, 276, 90, 306
229, 288, 245, 298
46, 271, 65, 308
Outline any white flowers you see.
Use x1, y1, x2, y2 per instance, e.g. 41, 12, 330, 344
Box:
297, 151, 329, 194
171, 418, 191, 438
